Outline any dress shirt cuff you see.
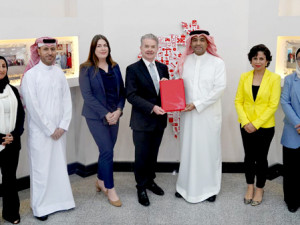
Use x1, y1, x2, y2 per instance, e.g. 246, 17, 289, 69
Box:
59, 120, 70, 131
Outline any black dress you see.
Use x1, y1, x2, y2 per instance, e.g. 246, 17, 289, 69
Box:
0, 84, 25, 223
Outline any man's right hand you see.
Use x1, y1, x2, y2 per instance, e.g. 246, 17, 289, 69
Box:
153, 105, 166, 115
295, 124, 300, 134
51, 128, 65, 140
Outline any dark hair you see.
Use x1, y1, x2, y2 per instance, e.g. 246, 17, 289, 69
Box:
248, 44, 272, 67
0, 56, 10, 93
296, 48, 300, 58
0, 56, 8, 70
80, 34, 116, 70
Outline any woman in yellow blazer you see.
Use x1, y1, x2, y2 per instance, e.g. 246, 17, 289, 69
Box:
235, 44, 281, 206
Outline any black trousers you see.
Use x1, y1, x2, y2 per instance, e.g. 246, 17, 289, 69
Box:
240, 126, 274, 188
283, 146, 300, 208
133, 129, 164, 190
0, 145, 20, 221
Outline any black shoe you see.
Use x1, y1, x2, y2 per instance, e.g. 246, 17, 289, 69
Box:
138, 189, 150, 207
35, 215, 48, 221
3, 215, 21, 224
206, 195, 216, 202
287, 205, 298, 213
146, 182, 164, 196
175, 192, 182, 198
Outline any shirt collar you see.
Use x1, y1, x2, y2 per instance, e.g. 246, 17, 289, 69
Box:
193, 51, 207, 59
38, 60, 53, 70
294, 72, 300, 81
142, 58, 156, 67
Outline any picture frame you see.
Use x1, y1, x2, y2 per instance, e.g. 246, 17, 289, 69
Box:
275, 36, 300, 78
0, 36, 79, 86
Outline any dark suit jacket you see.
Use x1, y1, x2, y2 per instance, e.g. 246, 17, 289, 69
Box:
125, 59, 169, 131
79, 64, 126, 125
0, 85, 25, 151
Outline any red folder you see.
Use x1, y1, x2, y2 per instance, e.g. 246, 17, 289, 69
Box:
160, 79, 186, 112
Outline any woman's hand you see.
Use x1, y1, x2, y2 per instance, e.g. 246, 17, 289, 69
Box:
244, 123, 257, 133
106, 109, 122, 125
2, 133, 14, 146
105, 112, 114, 124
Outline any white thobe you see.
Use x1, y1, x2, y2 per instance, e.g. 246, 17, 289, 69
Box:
21, 61, 75, 216
176, 52, 226, 203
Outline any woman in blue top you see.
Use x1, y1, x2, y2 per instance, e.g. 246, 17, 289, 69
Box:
79, 35, 125, 207
281, 47, 300, 213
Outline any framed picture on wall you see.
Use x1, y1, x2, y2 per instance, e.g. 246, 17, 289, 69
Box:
0, 36, 79, 86
57, 44, 63, 50
276, 36, 300, 78
0, 45, 28, 81
285, 41, 300, 70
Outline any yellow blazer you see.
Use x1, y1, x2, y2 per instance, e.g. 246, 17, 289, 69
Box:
235, 69, 281, 129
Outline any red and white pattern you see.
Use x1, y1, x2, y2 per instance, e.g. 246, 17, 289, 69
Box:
138, 20, 200, 138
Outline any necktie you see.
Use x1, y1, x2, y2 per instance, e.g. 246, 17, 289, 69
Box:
149, 63, 159, 94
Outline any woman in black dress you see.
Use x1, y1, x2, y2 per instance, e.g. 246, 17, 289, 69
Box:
0, 56, 25, 224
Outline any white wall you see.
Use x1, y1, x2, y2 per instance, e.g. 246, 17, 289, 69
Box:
1, 0, 299, 180
97, 0, 251, 164
247, 0, 300, 164
0, 0, 103, 177
279, 0, 300, 16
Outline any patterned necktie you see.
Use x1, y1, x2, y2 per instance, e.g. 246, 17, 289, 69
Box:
149, 63, 159, 94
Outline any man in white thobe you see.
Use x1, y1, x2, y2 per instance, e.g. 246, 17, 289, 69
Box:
175, 30, 226, 203
21, 37, 75, 220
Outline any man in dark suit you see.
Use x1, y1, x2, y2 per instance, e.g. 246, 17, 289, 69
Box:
125, 33, 169, 206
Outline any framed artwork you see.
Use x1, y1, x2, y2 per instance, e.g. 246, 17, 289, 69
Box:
0, 36, 79, 86
285, 42, 300, 69
276, 36, 300, 78
57, 44, 63, 50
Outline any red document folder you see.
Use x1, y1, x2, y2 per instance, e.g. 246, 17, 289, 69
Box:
160, 79, 186, 112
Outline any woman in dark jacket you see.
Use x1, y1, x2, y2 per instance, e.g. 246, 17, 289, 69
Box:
79, 35, 125, 207
0, 56, 25, 224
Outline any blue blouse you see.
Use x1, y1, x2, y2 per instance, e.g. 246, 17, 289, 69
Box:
99, 65, 119, 112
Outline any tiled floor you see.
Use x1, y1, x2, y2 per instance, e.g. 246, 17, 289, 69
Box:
0, 173, 299, 224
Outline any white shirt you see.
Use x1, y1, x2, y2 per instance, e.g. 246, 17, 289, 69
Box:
142, 58, 160, 82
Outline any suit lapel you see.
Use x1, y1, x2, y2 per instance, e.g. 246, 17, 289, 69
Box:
246, 71, 254, 102
293, 74, 300, 103
138, 59, 157, 95
256, 69, 271, 101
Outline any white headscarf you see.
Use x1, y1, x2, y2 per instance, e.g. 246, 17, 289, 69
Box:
0, 85, 18, 151
296, 48, 300, 78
